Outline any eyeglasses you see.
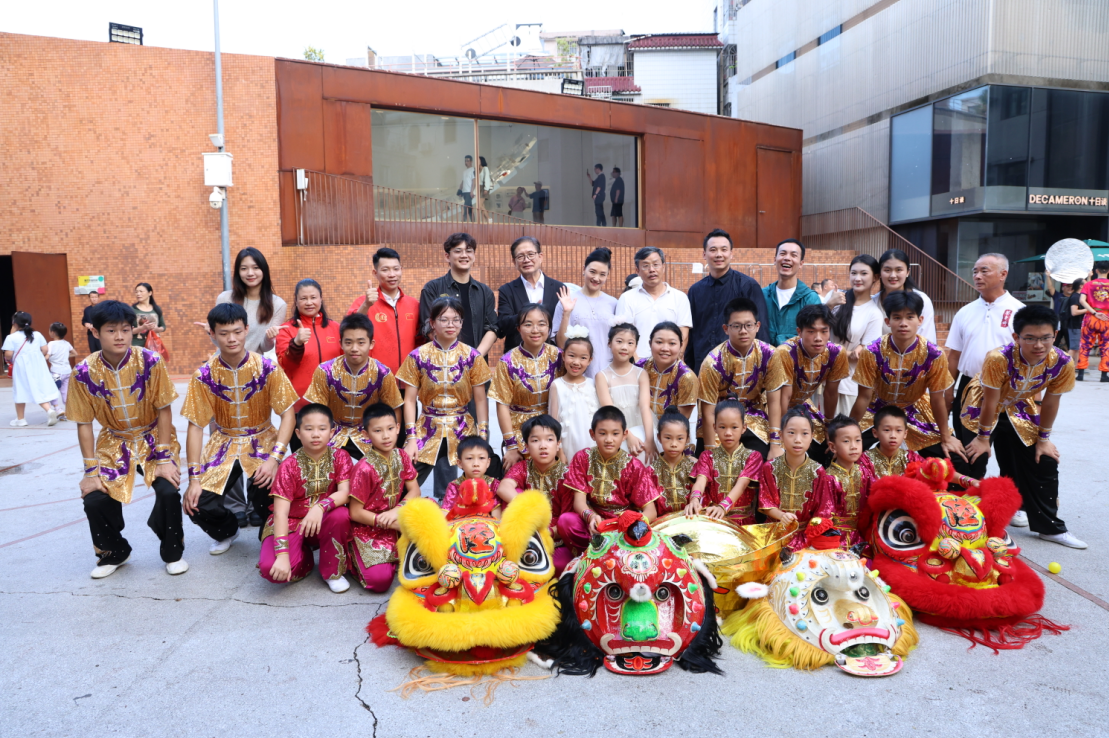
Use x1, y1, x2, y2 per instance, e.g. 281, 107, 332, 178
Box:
1018, 335, 1055, 345
728, 323, 757, 332
436, 317, 463, 326
514, 251, 539, 262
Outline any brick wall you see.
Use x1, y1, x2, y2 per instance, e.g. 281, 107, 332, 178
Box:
1, 32, 851, 375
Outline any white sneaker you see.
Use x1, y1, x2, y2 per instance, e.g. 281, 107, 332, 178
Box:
165, 559, 190, 575
46, 408, 58, 427
91, 555, 129, 579
326, 576, 351, 593
1010, 511, 1029, 528
1038, 531, 1088, 550
209, 530, 239, 555
9, 419, 28, 427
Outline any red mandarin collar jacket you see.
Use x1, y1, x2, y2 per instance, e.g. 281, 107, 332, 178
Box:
346, 286, 424, 375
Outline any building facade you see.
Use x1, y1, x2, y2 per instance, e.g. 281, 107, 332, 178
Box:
716, 0, 1109, 287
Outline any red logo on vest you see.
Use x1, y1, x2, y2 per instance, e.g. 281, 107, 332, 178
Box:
1001, 310, 1012, 328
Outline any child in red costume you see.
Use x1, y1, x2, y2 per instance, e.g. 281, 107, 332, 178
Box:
689, 399, 762, 524
815, 414, 873, 547
440, 436, 501, 517
758, 407, 834, 550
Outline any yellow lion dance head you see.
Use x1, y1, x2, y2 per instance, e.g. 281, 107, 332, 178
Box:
368, 491, 560, 676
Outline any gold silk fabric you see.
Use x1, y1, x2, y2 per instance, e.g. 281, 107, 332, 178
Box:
303, 357, 403, 456
650, 455, 697, 513
488, 344, 564, 439
395, 340, 492, 465
698, 340, 775, 443
826, 461, 864, 528
852, 336, 953, 450
66, 348, 180, 503
181, 352, 299, 493
960, 344, 1075, 447
766, 337, 850, 442
641, 358, 699, 421
865, 448, 917, 478
770, 456, 823, 514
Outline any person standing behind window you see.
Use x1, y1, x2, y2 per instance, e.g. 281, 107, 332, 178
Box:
528, 181, 548, 223
586, 164, 607, 227
131, 283, 167, 348
610, 167, 626, 227
508, 187, 528, 217
216, 247, 288, 355
459, 155, 475, 223
81, 291, 102, 353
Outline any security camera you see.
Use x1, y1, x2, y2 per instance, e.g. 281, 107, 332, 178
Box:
209, 186, 226, 209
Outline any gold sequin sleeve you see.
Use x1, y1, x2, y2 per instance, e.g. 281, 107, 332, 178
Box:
181, 371, 215, 428
65, 364, 95, 424
1046, 357, 1076, 395
267, 365, 300, 415
302, 365, 330, 405
488, 357, 514, 406
149, 356, 179, 410
829, 345, 850, 383
765, 345, 793, 392
853, 347, 877, 389
698, 353, 723, 404
926, 350, 955, 393
469, 352, 492, 387
380, 371, 404, 408
980, 350, 1007, 390
395, 353, 420, 388
677, 367, 699, 406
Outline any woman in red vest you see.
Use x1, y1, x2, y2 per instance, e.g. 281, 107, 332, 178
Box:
276, 279, 342, 422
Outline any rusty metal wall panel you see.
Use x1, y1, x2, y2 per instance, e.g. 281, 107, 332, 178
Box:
275, 60, 326, 171
643, 134, 705, 232
12, 252, 71, 336
323, 100, 373, 178
756, 147, 801, 248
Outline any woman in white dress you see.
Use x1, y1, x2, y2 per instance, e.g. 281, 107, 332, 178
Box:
829, 255, 886, 416
595, 323, 653, 458
874, 248, 937, 343
553, 247, 620, 378
3, 312, 60, 427
547, 329, 601, 461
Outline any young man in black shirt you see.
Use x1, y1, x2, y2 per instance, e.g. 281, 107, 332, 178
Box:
586, 164, 606, 227
610, 167, 625, 227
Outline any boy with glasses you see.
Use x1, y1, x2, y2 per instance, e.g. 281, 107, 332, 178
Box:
961, 305, 1085, 549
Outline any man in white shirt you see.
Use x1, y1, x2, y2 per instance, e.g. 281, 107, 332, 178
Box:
496, 236, 565, 353
459, 155, 475, 222
615, 247, 692, 358
945, 253, 1025, 484
820, 279, 839, 304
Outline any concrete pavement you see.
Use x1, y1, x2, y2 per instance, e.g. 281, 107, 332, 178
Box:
2, 380, 1107, 738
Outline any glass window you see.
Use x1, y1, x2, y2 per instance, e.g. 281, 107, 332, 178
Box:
1028, 88, 1109, 213
817, 26, 842, 45
931, 87, 988, 216
889, 106, 933, 223
371, 108, 638, 228
984, 86, 1031, 210
776, 51, 796, 69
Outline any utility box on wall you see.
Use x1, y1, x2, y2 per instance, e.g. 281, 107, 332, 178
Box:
203, 152, 234, 187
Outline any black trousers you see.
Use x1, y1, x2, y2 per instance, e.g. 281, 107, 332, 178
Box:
83, 470, 183, 566
341, 439, 364, 461
741, 429, 770, 460
993, 413, 1066, 535
188, 461, 270, 542
594, 201, 607, 227
951, 375, 989, 479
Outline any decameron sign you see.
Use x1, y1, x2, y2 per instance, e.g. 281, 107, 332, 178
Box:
1028, 191, 1109, 208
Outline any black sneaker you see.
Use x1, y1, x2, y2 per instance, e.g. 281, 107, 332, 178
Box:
236, 512, 248, 528
249, 511, 263, 527
1077, 369, 1085, 382
1102, 372, 1109, 383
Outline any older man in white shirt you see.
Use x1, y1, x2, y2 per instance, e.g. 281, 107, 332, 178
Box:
945, 253, 1025, 486
615, 247, 692, 358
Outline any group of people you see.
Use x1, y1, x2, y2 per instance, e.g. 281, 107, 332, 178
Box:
58, 228, 1093, 594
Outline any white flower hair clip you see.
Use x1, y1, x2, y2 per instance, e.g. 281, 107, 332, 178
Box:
565, 325, 590, 340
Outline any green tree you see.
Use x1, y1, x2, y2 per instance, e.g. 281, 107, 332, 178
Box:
303, 46, 325, 62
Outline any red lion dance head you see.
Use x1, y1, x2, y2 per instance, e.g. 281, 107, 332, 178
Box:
860, 459, 1067, 650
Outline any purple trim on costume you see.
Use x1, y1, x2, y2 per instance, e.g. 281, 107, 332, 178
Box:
650, 360, 693, 411
145, 432, 174, 463
99, 441, 133, 482
201, 441, 230, 473
716, 341, 772, 417
323, 358, 386, 407
196, 364, 234, 403
415, 415, 436, 451
248, 436, 270, 461
871, 336, 939, 388
97, 348, 133, 372
72, 361, 114, 401
867, 397, 938, 437
414, 343, 475, 385
241, 356, 276, 402
128, 349, 158, 402
1000, 344, 1071, 427
503, 346, 561, 394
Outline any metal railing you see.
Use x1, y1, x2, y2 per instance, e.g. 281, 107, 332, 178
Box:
801, 207, 977, 323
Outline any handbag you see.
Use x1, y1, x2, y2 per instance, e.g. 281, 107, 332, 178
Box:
145, 329, 171, 363
6, 339, 27, 377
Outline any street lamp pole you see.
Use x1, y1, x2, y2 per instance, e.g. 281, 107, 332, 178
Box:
214, 0, 231, 291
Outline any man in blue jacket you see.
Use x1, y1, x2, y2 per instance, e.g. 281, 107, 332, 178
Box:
762, 239, 822, 346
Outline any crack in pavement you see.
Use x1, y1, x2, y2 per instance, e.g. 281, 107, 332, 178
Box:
0, 590, 373, 608
354, 602, 385, 737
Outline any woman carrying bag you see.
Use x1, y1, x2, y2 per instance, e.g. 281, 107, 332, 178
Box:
3, 312, 60, 427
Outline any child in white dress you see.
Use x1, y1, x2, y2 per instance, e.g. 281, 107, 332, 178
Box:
547, 328, 600, 462
3, 312, 60, 427
596, 323, 653, 458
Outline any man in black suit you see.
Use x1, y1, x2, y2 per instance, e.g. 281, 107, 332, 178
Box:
496, 236, 565, 353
